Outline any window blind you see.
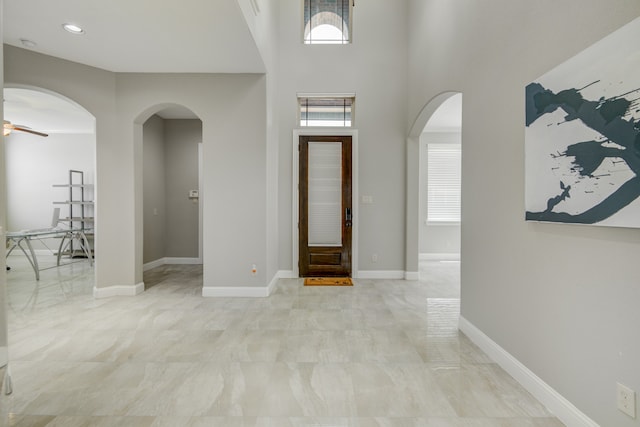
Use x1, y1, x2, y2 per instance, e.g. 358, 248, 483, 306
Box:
299, 96, 354, 127
427, 143, 461, 223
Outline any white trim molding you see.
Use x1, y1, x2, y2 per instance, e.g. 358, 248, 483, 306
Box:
278, 270, 296, 279
267, 272, 280, 295
93, 282, 145, 298
0, 346, 7, 368
143, 257, 201, 271
404, 271, 420, 280
459, 316, 599, 427
420, 253, 460, 261
143, 258, 165, 271
201, 272, 282, 298
165, 257, 201, 265
357, 270, 405, 280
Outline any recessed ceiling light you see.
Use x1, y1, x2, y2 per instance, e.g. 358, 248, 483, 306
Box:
62, 23, 85, 35
20, 38, 37, 48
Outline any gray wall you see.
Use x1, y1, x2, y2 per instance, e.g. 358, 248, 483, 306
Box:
4, 47, 269, 291
408, 1, 640, 426
116, 73, 268, 289
143, 117, 201, 264
163, 119, 201, 259
277, 0, 409, 274
143, 115, 166, 264
3, 45, 124, 290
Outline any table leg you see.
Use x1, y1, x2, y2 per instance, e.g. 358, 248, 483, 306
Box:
79, 231, 93, 266
23, 238, 40, 281
12, 238, 40, 280
56, 234, 68, 266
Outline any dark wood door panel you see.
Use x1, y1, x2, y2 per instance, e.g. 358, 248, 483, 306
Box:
299, 135, 352, 277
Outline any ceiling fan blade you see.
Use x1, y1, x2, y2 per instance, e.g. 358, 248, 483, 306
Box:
13, 126, 49, 137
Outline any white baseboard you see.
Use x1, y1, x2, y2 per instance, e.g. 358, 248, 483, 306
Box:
93, 282, 145, 298
202, 286, 269, 298
278, 270, 295, 279
267, 272, 280, 294
459, 316, 599, 427
0, 346, 7, 367
280, 270, 415, 281
404, 271, 420, 280
357, 270, 405, 279
420, 253, 460, 261
201, 271, 282, 298
165, 257, 201, 265
143, 257, 201, 271
143, 258, 165, 271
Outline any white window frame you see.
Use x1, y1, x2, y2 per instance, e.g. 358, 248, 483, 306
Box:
302, 0, 353, 45
297, 93, 356, 128
427, 142, 461, 224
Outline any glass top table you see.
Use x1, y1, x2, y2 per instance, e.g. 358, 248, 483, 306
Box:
6, 227, 93, 280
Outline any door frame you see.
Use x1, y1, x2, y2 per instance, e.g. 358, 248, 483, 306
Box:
292, 129, 358, 278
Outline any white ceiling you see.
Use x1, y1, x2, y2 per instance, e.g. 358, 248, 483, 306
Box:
4, 1, 260, 131
424, 93, 462, 132
3, 3, 461, 134
3, 0, 265, 73
4, 87, 94, 134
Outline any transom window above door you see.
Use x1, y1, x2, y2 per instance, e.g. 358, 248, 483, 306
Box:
298, 95, 355, 127
303, 0, 353, 44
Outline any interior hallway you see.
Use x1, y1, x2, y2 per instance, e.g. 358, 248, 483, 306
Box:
0, 256, 564, 426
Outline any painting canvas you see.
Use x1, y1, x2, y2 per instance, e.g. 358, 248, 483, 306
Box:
525, 17, 640, 228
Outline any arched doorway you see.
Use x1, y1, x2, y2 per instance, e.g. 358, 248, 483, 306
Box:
1, 84, 97, 391
2, 86, 97, 294
406, 91, 462, 278
136, 104, 203, 291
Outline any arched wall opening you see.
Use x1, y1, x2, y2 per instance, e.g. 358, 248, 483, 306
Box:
3, 84, 97, 281
134, 103, 203, 290
406, 91, 462, 277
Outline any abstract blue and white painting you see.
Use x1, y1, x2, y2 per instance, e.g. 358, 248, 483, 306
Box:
525, 17, 640, 228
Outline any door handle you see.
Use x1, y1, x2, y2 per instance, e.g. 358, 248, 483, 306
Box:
345, 207, 352, 228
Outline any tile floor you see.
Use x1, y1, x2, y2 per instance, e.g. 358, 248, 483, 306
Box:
0, 255, 565, 426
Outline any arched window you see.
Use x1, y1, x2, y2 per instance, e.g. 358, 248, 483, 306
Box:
303, 0, 352, 44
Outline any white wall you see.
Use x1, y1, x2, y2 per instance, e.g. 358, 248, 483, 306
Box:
419, 131, 461, 256
408, 2, 640, 426
5, 132, 94, 250
277, 0, 409, 275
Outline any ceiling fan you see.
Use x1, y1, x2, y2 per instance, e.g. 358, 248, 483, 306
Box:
3, 120, 49, 137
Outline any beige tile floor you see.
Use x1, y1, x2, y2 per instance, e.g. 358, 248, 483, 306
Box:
0, 255, 565, 426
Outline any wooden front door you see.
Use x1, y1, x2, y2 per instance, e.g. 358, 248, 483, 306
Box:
299, 135, 352, 277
